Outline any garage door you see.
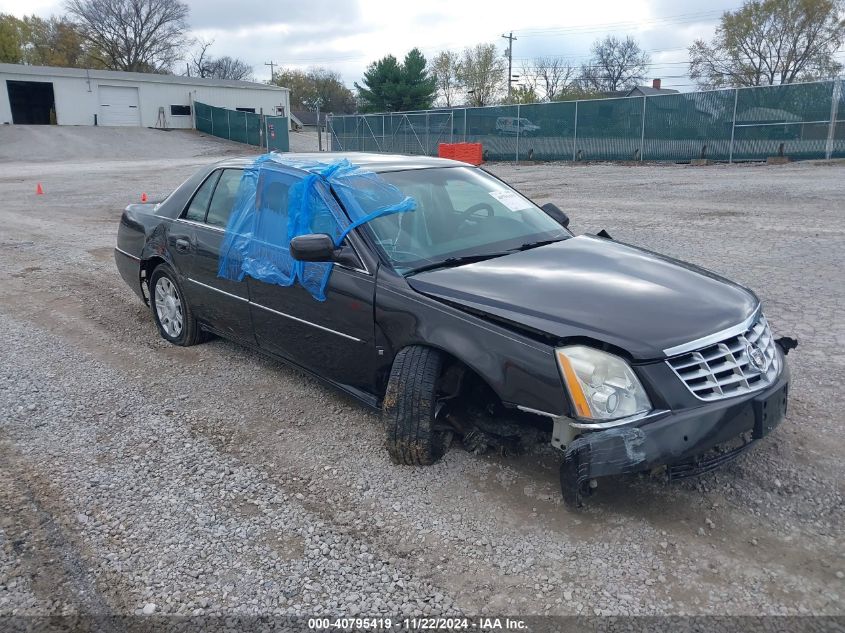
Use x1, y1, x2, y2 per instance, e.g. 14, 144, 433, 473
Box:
98, 85, 140, 126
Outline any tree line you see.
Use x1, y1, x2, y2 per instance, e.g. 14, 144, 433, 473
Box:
0, 0, 843, 114
353, 0, 844, 112
0, 0, 252, 80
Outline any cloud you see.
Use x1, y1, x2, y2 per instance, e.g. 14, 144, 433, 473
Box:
0, 0, 730, 91
188, 0, 363, 30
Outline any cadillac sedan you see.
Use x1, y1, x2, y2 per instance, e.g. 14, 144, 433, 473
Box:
115, 153, 793, 506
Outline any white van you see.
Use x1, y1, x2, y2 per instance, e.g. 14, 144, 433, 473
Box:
495, 117, 541, 136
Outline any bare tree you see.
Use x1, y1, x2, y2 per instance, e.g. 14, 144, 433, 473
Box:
689, 0, 845, 88
457, 43, 507, 106
209, 56, 253, 81
188, 39, 253, 80
578, 36, 650, 93
188, 38, 214, 77
530, 57, 576, 101
431, 50, 461, 107
65, 0, 190, 72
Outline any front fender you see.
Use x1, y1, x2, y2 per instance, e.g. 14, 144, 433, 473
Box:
375, 271, 568, 417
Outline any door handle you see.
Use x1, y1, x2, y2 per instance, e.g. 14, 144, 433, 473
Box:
175, 238, 191, 253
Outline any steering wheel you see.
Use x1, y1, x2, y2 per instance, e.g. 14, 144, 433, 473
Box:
456, 202, 495, 230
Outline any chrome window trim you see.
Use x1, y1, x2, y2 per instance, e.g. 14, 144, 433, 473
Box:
186, 277, 248, 302
114, 246, 140, 261
174, 217, 225, 233
663, 305, 761, 357
250, 302, 363, 343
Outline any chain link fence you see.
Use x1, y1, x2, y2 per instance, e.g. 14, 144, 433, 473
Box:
328, 78, 844, 162
195, 101, 290, 150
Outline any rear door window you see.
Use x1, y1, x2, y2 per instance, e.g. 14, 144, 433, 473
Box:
206, 169, 244, 228
183, 171, 220, 222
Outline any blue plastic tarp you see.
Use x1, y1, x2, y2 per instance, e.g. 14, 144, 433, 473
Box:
217, 154, 415, 301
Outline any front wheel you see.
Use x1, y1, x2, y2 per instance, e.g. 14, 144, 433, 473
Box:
383, 346, 453, 465
149, 264, 205, 346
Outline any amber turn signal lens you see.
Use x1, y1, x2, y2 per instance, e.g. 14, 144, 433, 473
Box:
557, 350, 592, 418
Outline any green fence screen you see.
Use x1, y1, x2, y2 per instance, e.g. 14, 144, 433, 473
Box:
328, 79, 844, 162
195, 101, 289, 150
266, 116, 289, 152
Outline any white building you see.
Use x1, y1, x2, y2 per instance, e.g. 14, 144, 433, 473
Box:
0, 63, 290, 129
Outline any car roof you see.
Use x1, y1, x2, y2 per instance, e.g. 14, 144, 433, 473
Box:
215, 152, 470, 173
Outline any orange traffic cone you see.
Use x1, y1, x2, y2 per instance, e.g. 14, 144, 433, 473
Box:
141, 192, 148, 202
36, 183, 44, 195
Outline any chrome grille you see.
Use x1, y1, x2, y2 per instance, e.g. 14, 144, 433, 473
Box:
667, 315, 779, 401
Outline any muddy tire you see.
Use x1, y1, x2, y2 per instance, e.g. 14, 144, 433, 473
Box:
383, 346, 452, 465
149, 264, 205, 347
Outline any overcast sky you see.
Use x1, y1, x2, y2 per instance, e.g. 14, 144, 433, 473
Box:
1, 0, 746, 90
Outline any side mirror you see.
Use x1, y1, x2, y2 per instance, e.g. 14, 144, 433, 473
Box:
290, 233, 362, 269
542, 202, 570, 228
290, 234, 337, 262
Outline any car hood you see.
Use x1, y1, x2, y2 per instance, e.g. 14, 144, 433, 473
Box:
406, 235, 758, 360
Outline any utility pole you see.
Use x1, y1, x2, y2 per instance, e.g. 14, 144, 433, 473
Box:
265, 61, 278, 82
501, 32, 517, 98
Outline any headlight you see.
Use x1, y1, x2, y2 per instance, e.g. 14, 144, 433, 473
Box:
556, 345, 652, 421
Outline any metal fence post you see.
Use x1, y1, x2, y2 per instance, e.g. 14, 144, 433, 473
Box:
425, 111, 430, 156
515, 103, 520, 163
640, 97, 647, 161
382, 115, 386, 152
245, 115, 248, 146
210, 106, 214, 136
729, 88, 738, 163
226, 110, 231, 141
572, 101, 578, 162
464, 108, 467, 143
826, 77, 841, 160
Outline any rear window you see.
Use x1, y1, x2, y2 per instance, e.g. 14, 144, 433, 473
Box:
184, 171, 220, 222
206, 169, 244, 228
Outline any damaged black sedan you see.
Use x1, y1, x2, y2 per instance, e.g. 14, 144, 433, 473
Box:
115, 152, 794, 506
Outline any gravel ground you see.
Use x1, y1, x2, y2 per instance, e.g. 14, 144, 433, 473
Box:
1, 128, 843, 620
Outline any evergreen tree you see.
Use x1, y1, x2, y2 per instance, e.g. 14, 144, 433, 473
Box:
355, 48, 436, 112
400, 48, 437, 110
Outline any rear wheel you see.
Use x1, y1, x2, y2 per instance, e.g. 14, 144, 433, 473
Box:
383, 346, 453, 465
149, 264, 204, 346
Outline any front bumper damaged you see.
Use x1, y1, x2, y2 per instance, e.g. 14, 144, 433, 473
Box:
559, 352, 790, 507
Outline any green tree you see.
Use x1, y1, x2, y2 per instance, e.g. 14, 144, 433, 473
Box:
355, 48, 436, 112
501, 85, 539, 104
689, 0, 845, 88
456, 43, 507, 106
400, 48, 437, 110
431, 50, 461, 107
0, 13, 105, 68
20, 15, 98, 67
272, 67, 356, 113
0, 14, 23, 63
